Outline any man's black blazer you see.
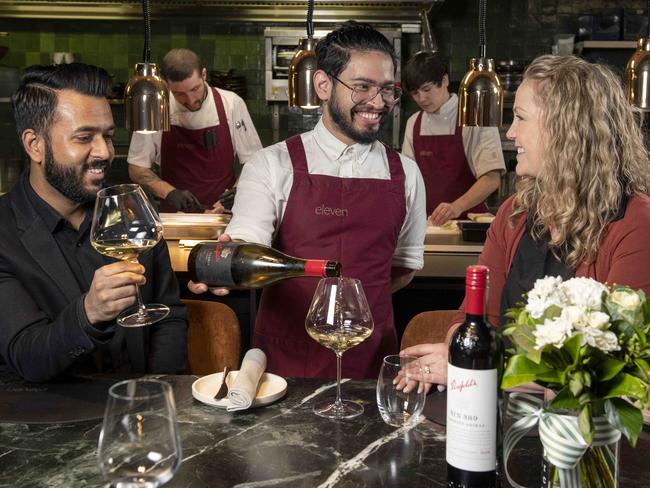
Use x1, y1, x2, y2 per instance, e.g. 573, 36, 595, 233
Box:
0, 171, 188, 381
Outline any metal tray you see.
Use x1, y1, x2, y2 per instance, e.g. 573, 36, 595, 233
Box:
160, 213, 230, 240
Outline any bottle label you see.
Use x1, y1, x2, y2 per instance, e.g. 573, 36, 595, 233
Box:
195, 242, 237, 287
446, 363, 497, 472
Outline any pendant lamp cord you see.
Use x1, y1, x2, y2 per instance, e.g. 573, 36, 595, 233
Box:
142, 0, 151, 63
647, 0, 649, 38
479, 0, 487, 58
307, 0, 314, 39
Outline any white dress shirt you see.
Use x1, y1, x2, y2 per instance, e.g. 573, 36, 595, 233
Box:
401, 93, 506, 178
227, 119, 427, 271
127, 84, 262, 168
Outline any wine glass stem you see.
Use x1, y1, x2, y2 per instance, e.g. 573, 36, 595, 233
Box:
334, 352, 343, 409
135, 284, 147, 318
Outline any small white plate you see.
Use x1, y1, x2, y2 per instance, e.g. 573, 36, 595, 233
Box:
192, 371, 287, 409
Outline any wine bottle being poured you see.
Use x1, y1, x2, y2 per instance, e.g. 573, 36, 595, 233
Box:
188, 241, 341, 289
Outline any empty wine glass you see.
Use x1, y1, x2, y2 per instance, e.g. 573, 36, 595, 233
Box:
305, 277, 374, 419
377, 354, 426, 427
97, 379, 182, 488
91, 184, 169, 327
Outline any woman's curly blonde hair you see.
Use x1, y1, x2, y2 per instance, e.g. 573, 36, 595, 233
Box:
511, 55, 650, 268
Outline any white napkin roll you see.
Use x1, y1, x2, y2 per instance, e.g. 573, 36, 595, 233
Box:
227, 348, 267, 412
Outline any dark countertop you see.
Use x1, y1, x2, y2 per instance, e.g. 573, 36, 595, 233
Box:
0, 373, 647, 487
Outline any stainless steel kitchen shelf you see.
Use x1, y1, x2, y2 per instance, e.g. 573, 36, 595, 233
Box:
0, 0, 444, 22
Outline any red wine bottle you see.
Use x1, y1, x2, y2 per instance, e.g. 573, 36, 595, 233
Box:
446, 265, 502, 488
188, 241, 341, 289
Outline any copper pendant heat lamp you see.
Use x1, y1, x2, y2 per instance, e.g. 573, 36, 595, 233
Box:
124, 0, 170, 133
625, 1, 650, 111
288, 0, 320, 110
458, 0, 503, 127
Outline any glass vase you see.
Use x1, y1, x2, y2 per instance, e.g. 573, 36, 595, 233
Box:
541, 437, 619, 488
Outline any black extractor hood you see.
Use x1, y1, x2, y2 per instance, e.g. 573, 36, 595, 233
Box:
0, 0, 444, 22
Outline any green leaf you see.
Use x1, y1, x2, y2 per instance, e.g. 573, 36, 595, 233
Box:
549, 386, 581, 410
569, 372, 583, 397
578, 404, 594, 444
507, 314, 538, 354
501, 354, 560, 389
542, 304, 562, 321
563, 334, 582, 366
602, 373, 648, 402
525, 347, 542, 364
605, 398, 643, 447
595, 358, 626, 382
633, 358, 650, 383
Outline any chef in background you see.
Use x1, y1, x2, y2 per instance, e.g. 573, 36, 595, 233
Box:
128, 48, 262, 213
190, 21, 426, 379
401, 51, 505, 225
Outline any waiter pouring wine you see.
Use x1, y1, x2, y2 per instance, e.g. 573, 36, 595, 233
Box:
189, 21, 426, 379
128, 48, 263, 213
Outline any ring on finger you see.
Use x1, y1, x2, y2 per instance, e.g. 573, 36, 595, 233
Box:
423, 365, 431, 375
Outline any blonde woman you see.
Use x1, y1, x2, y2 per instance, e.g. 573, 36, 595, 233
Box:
402, 55, 650, 388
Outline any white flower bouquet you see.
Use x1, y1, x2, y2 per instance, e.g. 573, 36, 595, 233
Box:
501, 276, 650, 488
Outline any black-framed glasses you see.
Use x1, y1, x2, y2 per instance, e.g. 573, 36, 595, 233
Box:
330, 74, 402, 105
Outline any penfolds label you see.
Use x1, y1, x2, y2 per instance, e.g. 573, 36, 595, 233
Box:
446, 363, 497, 472
193, 242, 237, 287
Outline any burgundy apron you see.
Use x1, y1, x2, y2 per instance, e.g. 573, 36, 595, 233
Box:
160, 87, 235, 209
253, 135, 407, 379
413, 111, 489, 217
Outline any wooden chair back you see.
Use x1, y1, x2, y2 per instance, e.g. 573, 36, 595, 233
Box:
400, 310, 456, 350
183, 299, 241, 375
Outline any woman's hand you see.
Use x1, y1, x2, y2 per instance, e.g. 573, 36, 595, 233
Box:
396, 343, 448, 394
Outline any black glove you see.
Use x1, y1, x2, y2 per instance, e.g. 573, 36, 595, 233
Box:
164, 189, 203, 213
218, 187, 237, 211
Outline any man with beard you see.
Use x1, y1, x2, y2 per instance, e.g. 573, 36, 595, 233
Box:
0, 63, 188, 382
128, 48, 262, 213
190, 21, 427, 379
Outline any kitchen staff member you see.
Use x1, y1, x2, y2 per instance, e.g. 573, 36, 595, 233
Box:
401, 51, 505, 225
128, 48, 263, 213
190, 21, 427, 379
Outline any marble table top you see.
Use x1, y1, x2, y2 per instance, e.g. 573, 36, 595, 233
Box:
0, 373, 648, 487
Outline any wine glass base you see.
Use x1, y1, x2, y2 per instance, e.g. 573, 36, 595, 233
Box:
313, 399, 364, 419
117, 304, 170, 328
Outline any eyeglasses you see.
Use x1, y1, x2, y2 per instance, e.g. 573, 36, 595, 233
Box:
330, 75, 402, 105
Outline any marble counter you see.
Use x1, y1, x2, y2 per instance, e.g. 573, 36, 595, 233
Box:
0, 374, 647, 487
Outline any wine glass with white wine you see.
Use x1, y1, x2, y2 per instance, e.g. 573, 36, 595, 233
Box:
305, 277, 374, 419
91, 184, 169, 327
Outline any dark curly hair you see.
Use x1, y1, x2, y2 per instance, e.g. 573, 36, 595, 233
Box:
316, 20, 397, 77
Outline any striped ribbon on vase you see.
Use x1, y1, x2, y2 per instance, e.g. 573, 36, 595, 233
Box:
503, 392, 621, 488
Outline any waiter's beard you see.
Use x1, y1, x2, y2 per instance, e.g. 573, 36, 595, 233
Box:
44, 139, 111, 204
328, 88, 390, 144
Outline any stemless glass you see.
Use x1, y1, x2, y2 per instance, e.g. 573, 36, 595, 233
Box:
97, 379, 182, 488
305, 277, 374, 419
91, 184, 169, 327
377, 354, 426, 427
